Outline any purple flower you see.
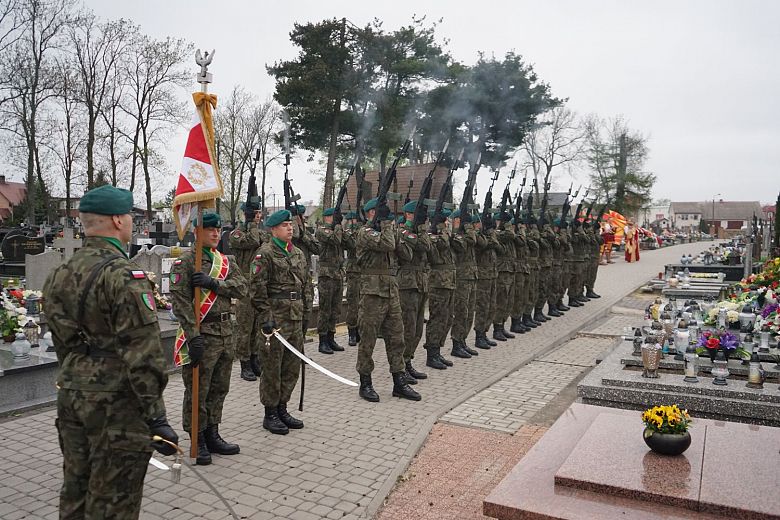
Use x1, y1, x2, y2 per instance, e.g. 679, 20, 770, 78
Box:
720, 332, 739, 349
761, 303, 779, 319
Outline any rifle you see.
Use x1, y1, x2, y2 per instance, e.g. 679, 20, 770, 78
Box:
405, 172, 414, 204
498, 162, 517, 223
412, 138, 449, 228
538, 171, 552, 226
429, 148, 463, 232
370, 126, 416, 230
244, 148, 261, 229
333, 155, 361, 226
459, 151, 482, 231
559, 182, 574, 226
354, 162, 366, 223
513, 170, 527, 231
481, 169, 500, 230
525, 178, 537, 225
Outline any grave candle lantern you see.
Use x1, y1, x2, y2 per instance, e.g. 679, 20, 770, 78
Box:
717, 307, 728, 329
683, 347, 699, 383
23, 318, 39, 348
711, 350, 730, 386
758, 331, 771, 354
674, 320, 689, 361
25, 295, 40, 316
746, 352, 765, 389
738, 305, 756, 333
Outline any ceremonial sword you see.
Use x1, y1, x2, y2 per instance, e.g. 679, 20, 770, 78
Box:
263, 329, 358, 387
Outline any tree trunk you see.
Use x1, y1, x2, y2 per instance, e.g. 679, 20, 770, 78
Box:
26, 144, 35, 225
86, 105, 96, 188
615, 133, 627, 214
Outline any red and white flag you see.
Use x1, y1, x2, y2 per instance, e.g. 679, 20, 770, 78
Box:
173, 93, 223, 239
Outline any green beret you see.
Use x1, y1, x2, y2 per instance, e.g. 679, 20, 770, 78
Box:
266, 209, 292, 227
451, 209, 461, 219
441, 208, 452, 218
296, 204, 306, 216
323, 207, 335, 217
396, 215, 405, 224
79, 185, 134, 215
471, 214, 480, 223
193, 211, 222, 229
344, 211, 358, 220
363, 198, 378, 212
402, 200, 417, 213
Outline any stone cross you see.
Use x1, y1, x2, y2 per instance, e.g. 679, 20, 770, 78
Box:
149, 221, 168, 246
52, 228, 82, 260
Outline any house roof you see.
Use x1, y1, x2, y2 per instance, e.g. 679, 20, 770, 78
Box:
671, 201, 763, 221
0, 179, 26, 206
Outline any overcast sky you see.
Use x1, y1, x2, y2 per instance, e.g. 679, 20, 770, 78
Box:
87, 0, 780, 206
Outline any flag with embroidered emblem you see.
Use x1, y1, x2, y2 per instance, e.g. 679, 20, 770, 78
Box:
173, 92, 224, 240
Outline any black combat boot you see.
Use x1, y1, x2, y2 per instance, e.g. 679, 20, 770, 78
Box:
474, 331, 492, 349
462, 341, 479, 356
263, 407, 289, 435
534, 308, 549, 322
451, 339, 472, 358
328, 331, 344, 351
277, 403, 304, 429
249, 354, 262, 376
425, 346, 447, 370
204, 424, 240, 455
392, 372, 421, 401
568, 296, 583, 307
437, 350, 454, 367
501, 324, 516, 339
403, 371, 418, 385
359, 374, 380, 402
318, 334, 334, 354
355, 328, 361, 343
240, 360, 257, 382
510, 317, 525, 334
557, 301, 570, 312
586, 289, 601, 299
348, 327, 358, 346
195, 431, 212, 465
406, 360, 427, 380
522, 314, 537, 328
547, 304, 563, 317
578, 293, 590, 302
492, 324, 508, 341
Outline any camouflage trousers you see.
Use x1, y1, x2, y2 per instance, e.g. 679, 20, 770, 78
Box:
305, 275, 315, 319
451, 278, 476, 341
535, 266, 551, 309
425, 287, 454, 350
511, 270, 526, 319
345, 272, 361, 328
524, 267, 539, 315
547, 263, 562, 306
586, 257, 599, 290
400, 288, 427, 362
56, 389, 152, 520
356, 292, 406, 375
560, 262, 574, 302
235, 298, 259, 361
259, 317, 303, 407
474, 277, 496, 333
493, 271, 514, 324
568, 262, 585, 298
317, 275, 343, 334
182, 333, 234, 433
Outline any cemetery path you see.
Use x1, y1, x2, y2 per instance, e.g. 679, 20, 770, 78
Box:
0, 241, 714, 520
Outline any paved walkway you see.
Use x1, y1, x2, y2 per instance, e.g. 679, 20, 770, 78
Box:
0, 241, 712, 520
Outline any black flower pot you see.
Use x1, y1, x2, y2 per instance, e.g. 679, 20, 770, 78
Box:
643, 428, 691, 456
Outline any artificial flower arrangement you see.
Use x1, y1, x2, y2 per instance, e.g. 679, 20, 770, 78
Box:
690, 273, 719, 279
695, 329, 749, 359
704, 301, 740, 325
0, 292, 27, 339
754, 303, 779, 335
642, 404, 692, 434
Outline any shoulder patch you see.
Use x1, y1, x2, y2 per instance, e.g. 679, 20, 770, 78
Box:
170, 272, 182, 284
130, 270, 146, 279
140, 292, 156, 311
173, 259, 182, 265
133, 291, 158, 325
231, 230, 242, 238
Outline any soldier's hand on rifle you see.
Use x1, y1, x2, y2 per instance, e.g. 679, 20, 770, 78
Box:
333, 209, 343, 226
188, 335, 205, 367
261, 320, 278, 335
192, 272, 219, 292
148, 415, 179, 456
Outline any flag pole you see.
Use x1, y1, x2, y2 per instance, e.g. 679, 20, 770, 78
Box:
190, 49, 216, 462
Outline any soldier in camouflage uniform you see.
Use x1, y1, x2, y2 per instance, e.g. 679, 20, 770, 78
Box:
249, 209, 309, 435
544, 220, 564, 318
473, 216, 500, 349
568, 219, 587, 307
292, 204, 319, 335
524, 221, 544, 328
534, 220, 553, 323
509, 219, 531, 333
493, 213, 517, 341
397, 200, 432, 383
585, 221, 602, 299
555, 220, 574, 313
171, 211, 247, 465
450, 209, 479, 357
425, 209, 456, 369
342, 211, 361, 346
316, 208, 345, 354
44, 185, 178, 519
229, 205, 268, 381
355, 198, 421, 402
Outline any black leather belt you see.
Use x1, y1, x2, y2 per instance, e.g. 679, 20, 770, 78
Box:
202, 312, 234, 323
269, 292, 300, 301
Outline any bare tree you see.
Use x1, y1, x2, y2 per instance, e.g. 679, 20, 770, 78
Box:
215, 85, 255, 224
522, 106, 585, 197
247, 99, 283, 217
69, 13, 135, 188
122, 33, 191, 217
0, 0, 74, 224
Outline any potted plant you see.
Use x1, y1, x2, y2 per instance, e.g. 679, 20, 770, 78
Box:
642, 404, 692, 456
695, 329, 748, 361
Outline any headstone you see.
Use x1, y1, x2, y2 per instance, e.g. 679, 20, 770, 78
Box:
52, 228, 83, 261
149, 221, 169, 246
2, 234, 45, 263
25, 250, 63, 291
180, 232, 195, 247
131, 244, 171, 294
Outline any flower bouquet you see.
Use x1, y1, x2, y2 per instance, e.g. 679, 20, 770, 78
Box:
695, 329, 748, 360
704, 301, 740, 326
0, 294, 26, 341
642, 404, 692, 456
754, 303, 779, 335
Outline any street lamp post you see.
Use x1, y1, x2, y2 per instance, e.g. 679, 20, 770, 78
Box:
711, 193, 721, 240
